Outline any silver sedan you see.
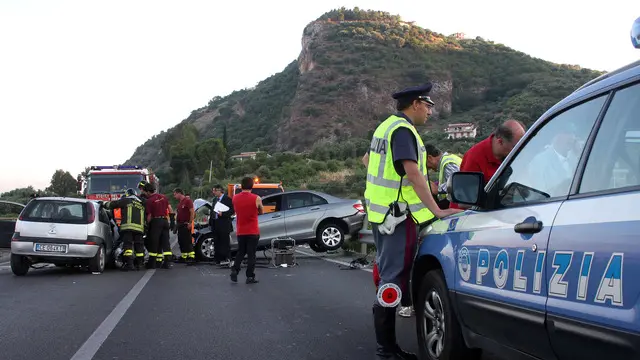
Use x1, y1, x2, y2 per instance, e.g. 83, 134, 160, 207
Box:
192, 190, 366, 260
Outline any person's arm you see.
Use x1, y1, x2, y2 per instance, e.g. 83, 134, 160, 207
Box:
219, 196, 234, 219
403, 161, 461, 218
438, 162, 460, 194
188, 199, 195, 224
390, 129, 462, 218
362, 152, 369, 167
256, 196, 264, 215
144, 196, 152, 223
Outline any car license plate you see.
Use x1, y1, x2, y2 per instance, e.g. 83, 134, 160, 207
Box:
35, 243, 67, 253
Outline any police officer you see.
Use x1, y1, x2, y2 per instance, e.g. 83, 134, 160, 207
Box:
425, 144, 461, 209
103, 188, 146, 271
364, 83, 462, 359
143, 183, 172, 269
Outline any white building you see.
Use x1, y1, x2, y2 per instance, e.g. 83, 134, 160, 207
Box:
445, 123, 477, 139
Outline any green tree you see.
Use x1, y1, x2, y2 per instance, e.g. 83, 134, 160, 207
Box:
47, 170, 78, 196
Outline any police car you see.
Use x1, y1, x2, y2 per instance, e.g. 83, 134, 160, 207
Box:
410, 20, 640, 360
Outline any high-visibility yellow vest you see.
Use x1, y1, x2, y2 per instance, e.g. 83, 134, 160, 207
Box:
437, 153, 462, 201
364, 114, 435, 225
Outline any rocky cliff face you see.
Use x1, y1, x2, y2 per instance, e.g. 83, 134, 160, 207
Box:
125, 8, 603, 173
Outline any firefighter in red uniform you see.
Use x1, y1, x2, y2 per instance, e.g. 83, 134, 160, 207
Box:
144, 183, 172, 269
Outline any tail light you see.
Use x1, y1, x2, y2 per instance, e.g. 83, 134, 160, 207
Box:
87, 203, 95, 223
353, 203, 365, 213
11, 233, 19, 241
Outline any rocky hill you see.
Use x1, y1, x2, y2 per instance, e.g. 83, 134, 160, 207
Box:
125, 7, 603, 187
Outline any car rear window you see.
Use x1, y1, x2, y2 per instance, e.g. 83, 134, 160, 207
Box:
21, 200, 88, 224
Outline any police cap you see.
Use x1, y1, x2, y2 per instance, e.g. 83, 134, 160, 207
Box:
392, 83, 435, 106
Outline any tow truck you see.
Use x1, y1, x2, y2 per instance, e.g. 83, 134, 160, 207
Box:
226, 177, 284, 213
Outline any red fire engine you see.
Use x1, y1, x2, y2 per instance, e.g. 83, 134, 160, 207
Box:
82, 165, 159, 225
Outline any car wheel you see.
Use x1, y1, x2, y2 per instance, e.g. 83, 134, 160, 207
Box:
308, 240, 327, 253
10, 254, 30, 276
88, 245, 106, 273
316, 223, 344, 251
416, 269, 480, 360
195, 236, 216, 261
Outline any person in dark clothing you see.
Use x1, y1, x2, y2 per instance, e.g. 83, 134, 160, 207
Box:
144, 183, 171, 269
103, 188, 146, 271
173, 188, 195, 264
209, 184, 234, 266
230, 177, 263, 284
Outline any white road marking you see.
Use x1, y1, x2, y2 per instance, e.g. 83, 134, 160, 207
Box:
69, 269, 156, 360
295, 249, 373, 273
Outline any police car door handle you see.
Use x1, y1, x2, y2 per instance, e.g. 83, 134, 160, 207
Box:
514, 220, 543, 234
272, 214, 282, 218
309, 207, 320, 211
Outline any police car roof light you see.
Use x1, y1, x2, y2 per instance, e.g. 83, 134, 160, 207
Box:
632, 16, 640, 49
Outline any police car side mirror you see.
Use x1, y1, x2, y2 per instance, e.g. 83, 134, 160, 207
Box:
450, 172, 485, 206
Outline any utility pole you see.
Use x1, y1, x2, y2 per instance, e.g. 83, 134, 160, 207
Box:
208, 160, 213, 183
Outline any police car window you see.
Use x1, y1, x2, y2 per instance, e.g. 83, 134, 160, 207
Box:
580, 83, 640, 193
494, 95, 606, 207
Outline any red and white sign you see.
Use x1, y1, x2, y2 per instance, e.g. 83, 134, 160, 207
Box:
376, 283, 402, 307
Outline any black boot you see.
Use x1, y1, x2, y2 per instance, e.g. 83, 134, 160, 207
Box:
145, 257, 156, 269
121, 256, 134, 272
161, 255, 172, 269
373, 305, 418, 360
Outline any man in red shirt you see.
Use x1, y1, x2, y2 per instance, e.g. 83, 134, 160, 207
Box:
461, 120, 526, 180
173, 188, 195, 264
450, 120, 526, 208
230, 177, 264, 284
144, 183, 171, 269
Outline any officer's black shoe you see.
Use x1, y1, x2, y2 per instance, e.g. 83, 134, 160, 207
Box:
161, 256, 172, 269
230, 270, 238, 283
373, 305, 409, 360
186, 257, 196, 266
246, 277, 258, 284
391, 347, 418, 360
134, 257, 144, 270
121, 258, 135, 272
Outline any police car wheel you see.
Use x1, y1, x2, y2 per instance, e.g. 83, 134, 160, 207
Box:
416, 269, 479, 360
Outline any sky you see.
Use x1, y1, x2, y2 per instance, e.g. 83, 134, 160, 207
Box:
1, 0, 638, 193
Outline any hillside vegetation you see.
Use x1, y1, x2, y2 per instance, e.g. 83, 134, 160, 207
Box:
125, 7, 603, 200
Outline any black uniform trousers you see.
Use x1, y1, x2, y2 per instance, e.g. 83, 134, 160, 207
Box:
177, 223, 195, 259
213, 227, 231, 262
120, 230, 145, 263
147, 218, 170, 265
232, 235, 259, 278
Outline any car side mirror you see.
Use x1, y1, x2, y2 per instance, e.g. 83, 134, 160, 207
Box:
450, 172, 485, 206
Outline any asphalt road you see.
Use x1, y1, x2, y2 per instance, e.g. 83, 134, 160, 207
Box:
0, 245, 498, 360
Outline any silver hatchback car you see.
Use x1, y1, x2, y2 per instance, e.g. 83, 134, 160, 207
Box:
11, 197, 114, 276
